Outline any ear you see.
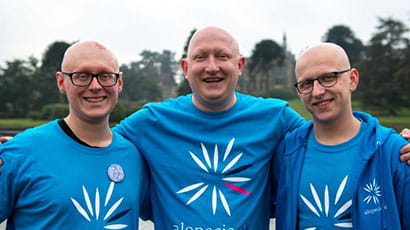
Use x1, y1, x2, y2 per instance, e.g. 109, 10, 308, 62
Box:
181, 58, 189, 79
117, 72, 124, 93
349, 68, 359, 92
237, 56, 246, 75
56, 72, 66, 94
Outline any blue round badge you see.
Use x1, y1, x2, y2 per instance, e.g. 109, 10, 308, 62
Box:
107, 164, 125, 183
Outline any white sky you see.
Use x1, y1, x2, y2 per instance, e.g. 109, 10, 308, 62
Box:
0, 0, 409, 66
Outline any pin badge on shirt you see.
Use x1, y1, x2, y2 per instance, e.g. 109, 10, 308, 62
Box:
107, 164, 125, 183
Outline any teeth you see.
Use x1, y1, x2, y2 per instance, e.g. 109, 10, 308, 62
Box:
204, 78, 222, 82
314, 100, 330, 106
85, 97, 105, 102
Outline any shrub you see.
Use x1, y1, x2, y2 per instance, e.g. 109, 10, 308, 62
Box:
110, 100, 146, 122
27, 111, 43, 120
266, 88, 298, 100
41, 103, 69, 120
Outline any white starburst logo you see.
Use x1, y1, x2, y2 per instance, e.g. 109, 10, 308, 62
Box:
363, 178, 381, 204
71, 182, 129, 229
300, 176, 352, 229
177, 138, 252, 216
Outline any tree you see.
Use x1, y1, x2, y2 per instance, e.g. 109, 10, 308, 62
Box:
394, 45, 410, 105
120, 63, 162, 102
0, 58, 38, 117
323, 25, 364, 67
247, 39, 284, 95
120, 49, 177, 102
359, 17, 410, 115
176, 29, 196, 96
139, 50, 177, 99
34, 41, 72, 111
181, 29, 197, 60
40, 41, 72, 73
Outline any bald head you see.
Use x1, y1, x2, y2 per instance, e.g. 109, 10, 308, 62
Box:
61, 41, 119, 72
295, 43, 351, 79
187, 26, 240, 59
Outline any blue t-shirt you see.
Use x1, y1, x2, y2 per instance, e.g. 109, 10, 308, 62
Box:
298, 122, 366, 229
0, 120, 148, 229
114, 93, 304, 229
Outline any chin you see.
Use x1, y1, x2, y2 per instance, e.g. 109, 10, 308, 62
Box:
84, 111, 111, 122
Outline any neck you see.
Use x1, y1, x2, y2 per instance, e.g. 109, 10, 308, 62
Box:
313, 114, 361, 145
64, 115, 112, 147
192, 93, 236, 112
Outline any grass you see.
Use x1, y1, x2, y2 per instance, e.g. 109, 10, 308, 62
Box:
287, 99, 410, 132
0, 119, 48, 128
0, 101, 409, 132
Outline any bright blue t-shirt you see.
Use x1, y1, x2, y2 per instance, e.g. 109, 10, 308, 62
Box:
114, 93, 304, 229
0, 120, 148, 229
298, 122, 366, 229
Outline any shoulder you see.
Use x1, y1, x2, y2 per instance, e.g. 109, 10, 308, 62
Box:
144, 95, 191, 110
282, 121, 312, 146
0, 121, 59, 151
112, 132, 145, 167
237, 93, 289, 107
113, 131, 138, 150
126, 95, 191, 119
0, 121, 60, 175
235, 93, 296, 116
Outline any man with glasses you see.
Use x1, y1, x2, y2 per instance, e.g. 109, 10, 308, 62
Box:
0, 41, 149, 229
1, 28, 410, 229
273, 43, 410, 229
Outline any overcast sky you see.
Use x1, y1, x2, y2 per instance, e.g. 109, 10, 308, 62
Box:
1, 0, 409, 66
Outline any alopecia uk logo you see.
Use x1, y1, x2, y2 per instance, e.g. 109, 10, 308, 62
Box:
71, 182, 130, 229
363, 178, 381, 204
363, 178, 386, 216
176, 138, 252, 216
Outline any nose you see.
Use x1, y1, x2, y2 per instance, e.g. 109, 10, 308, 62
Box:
311, 80, 325, 96
204, 56, 219, 73
88, 76, 102, 90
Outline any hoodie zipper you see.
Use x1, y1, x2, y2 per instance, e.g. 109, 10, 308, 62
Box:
376, 141, 387, 229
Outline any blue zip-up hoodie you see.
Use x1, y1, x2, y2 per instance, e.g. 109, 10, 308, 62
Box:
273, 111, 410, 229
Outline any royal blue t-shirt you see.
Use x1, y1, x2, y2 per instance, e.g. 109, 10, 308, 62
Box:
298, 122, 366, 229
114, 93, 304, 229
0, 120, 148, 229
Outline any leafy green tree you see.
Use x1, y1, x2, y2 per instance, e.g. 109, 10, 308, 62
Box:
34, 41, 72, 111
323, 25, 365, 67
181, 29, 197, 60
177, 79, 192, 96
120, 63, 162, 102
40, 41, 72, 72
247, 39, 284, 95
359, 17, 409, 115
177, 29, 196, 96
394, 45, 410, 105
0, 58, 38, 117
139, 50, 177, 98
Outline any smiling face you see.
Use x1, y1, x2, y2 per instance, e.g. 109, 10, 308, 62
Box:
181, 27, 245, 112
295, 43, 359, 125
56, 41, 123, 123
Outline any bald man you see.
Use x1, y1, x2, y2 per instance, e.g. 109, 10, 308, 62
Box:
113, 26, 305, 229
273, 43, 410, 229
0, 41, 148, 229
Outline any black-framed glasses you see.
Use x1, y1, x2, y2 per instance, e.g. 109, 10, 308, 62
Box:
294, 68, 351, 95
61, 72, 120, 87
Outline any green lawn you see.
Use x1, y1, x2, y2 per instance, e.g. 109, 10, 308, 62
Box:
0, 119, 48, 128
288, 99, 410, 132
0, 101, 409, 133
